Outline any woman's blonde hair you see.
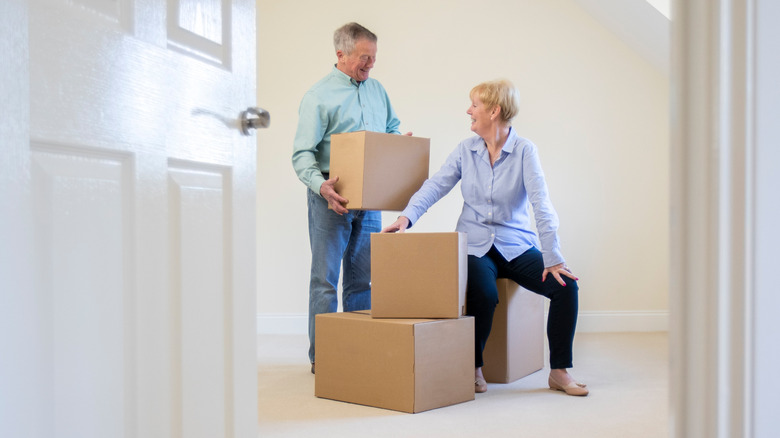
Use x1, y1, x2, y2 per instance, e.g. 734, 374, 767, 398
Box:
470, 79, 520, 124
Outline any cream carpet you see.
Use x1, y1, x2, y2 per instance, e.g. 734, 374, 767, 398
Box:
258, 332, 668, 437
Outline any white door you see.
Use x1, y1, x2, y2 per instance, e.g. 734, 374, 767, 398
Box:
0, 0, 259, 436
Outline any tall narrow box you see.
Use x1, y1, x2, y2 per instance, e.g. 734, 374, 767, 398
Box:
329, 131, 429, 211
482, 279, 545, 383
315, 311, 475, 413
371, 232, 467, 319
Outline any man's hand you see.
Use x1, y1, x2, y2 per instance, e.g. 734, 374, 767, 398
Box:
320, 176, 349, 215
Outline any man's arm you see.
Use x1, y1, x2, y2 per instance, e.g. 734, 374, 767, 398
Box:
292, 94, 329, 195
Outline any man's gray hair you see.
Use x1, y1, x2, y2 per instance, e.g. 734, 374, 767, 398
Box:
333, 22, 377, 55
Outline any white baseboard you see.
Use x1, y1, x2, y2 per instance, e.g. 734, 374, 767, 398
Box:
256, 310, 669, 335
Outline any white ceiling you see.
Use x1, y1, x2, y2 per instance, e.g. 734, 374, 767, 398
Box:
571, 0, 670, 75
645, 0, 671, 19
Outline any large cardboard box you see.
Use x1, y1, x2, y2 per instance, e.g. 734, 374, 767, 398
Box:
482, 279, 545, 383
315, 311, 475, 413
329, 131, 429, 211
371, 232, 467, 319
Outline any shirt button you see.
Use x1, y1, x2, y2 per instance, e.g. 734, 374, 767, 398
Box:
491, 233, 495, 237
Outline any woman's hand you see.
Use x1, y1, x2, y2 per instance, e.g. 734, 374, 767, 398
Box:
381, 216, 410, 233
542, 263, 579, 287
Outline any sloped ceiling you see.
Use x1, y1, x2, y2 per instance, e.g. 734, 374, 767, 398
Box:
571, 0, 670, 75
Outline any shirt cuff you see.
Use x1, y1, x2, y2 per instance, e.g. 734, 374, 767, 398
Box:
399, 207, 420, 228
542, 250, 565, 268
310, 177, 326, 197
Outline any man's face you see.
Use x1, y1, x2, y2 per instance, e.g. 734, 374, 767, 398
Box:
337, 39, 377, 82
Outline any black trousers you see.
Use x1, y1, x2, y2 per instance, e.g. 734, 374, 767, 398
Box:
467, 246, 579, 369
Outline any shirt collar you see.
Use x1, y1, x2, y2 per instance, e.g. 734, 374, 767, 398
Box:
331, 65, 362, 87
503, 127, 519, 153
468, 126, 519, 154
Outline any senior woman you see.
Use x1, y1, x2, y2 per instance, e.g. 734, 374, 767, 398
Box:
382, 79, 587, 396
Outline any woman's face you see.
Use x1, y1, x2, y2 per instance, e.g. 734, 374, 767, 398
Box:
467, 96, 493, 135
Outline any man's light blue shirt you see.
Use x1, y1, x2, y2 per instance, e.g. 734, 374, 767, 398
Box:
401, 128, 565, 267
292, 66, 401, 195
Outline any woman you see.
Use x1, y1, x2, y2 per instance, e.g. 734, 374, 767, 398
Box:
382, 79, 587, 396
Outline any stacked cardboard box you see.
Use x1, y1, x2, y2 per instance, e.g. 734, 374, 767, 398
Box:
315, 232, 474, 413
370, 232, 467, 319
314, 311, 474, 413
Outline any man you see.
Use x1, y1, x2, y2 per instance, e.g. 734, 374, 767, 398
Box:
292, 22, 408, 373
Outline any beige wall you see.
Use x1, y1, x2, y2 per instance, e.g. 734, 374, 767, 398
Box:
256, 0, 669, 332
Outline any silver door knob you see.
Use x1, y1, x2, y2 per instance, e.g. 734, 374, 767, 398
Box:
240, 107, 270, 135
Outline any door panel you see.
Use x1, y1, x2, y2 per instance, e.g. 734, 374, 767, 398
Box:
169, 163, 232, 438
31, 143, 134, 437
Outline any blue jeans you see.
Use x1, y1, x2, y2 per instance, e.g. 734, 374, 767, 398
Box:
306, 189, 380, 363
467, 246, 579, 369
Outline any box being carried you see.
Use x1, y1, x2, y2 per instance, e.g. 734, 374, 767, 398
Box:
314, 311, 475, 413
371, 232, 467, 319
329, 131, 430, 211
481, 278, 545, 383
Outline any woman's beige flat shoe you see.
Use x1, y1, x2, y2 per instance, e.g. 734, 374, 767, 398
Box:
475, 378, 488, 393
548, 375, 589, 396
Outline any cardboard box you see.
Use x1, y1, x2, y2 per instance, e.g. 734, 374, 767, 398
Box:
314, 311, 475, 413
482, 279, 545, 383
370, 232, 467, 319
329, 131, 429, 211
